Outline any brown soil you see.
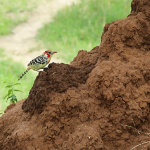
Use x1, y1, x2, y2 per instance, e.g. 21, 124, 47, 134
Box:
1, 0, 150, 149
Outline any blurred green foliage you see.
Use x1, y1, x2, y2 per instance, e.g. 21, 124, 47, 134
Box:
0, 0, 42, 114
0, 48, 36, 114
37, 0, 132, 63
4, 82, 23, 104
0, 0, 39, 35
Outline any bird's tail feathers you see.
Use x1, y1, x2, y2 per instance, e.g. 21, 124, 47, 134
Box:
18, 69, 29, 80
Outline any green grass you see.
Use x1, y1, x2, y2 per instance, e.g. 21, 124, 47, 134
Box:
0, 48, 36, 114
0, 0, 39, 36
37, 0, 132, 63
0, 0, 40, 113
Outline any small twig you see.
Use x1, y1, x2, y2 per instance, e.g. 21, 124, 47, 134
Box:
117, 122, 150, 136
118, 102, 150, 135
130, 141, 150, 150
117, 102, 150, 149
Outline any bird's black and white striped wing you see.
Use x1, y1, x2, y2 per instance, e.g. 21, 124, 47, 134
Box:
27, 55, 47, 66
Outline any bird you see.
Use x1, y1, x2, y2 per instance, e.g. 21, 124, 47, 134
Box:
18, 50, 57, 80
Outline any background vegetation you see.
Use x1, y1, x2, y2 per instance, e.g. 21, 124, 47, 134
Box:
0, 0, 40, 36
0, 48, 35, 113
37, 0, 132, 63
0, 0, 132, 114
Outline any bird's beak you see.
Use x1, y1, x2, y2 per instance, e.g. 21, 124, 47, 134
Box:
52, 51, 57, 54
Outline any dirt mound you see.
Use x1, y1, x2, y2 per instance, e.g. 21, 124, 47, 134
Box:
22, 61, 96, 115
1, 0, 150, 149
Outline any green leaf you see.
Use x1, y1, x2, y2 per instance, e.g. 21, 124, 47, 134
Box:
8, 89, 12, 96
7, 95, 12, 100
12, 95, 16, 99
11, 95, 18, 103
12, 95, 17, 101
3, 94, 8, 99
13, 83, 21, 86
4, 82, 21, 103
10, 99, 14, 103
5, 85, 12, 88
14, 89, 23, 93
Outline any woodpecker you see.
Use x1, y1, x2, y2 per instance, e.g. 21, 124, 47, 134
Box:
18, 50, 57, 80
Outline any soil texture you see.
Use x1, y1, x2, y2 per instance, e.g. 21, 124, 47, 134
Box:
1, 0, 150, 149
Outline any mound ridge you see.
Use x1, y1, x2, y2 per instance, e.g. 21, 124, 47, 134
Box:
1, 0, 150, 149
22, 56, 97, 115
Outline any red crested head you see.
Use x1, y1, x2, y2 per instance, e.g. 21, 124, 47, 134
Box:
44, 50, 57, 58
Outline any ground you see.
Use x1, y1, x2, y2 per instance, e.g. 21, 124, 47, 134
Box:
1, 0, 150, 149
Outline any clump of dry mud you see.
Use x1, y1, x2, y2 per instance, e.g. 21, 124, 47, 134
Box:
1, 0, 150, 149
